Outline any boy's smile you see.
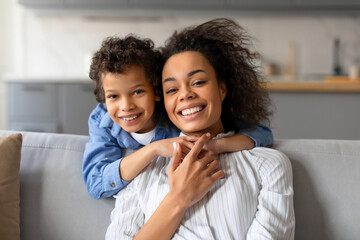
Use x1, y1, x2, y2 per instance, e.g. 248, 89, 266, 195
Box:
162, 51, 227, 137
102, 65, 160, 133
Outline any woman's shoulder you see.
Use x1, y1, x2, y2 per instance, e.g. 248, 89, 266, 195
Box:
251, 147, 288, 160
246, 147, 292, 174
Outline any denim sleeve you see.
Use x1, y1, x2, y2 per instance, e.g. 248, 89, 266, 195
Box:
238, 124, 274, 147
82, 114, 130, 200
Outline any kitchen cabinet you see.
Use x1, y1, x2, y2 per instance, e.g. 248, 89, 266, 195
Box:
7, 81, 98, 135
18, 0, 64, 6
9, 83, 58, 122
265, 81, 360, 140
66, 0, 127, 7
57, 83, 97, 134
226, 0, 292, 9
18, 0, 360, 12
129, 0, 224, 9
294, 0, 360, 9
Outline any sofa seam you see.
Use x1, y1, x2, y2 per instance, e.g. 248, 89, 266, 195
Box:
22, 144, 84, 152
282, 149, 360, 156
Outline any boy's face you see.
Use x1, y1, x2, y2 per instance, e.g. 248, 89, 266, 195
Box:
162, 51, 227, 137
102, 65, 159, 133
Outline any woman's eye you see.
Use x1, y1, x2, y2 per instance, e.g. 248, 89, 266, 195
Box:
165, 88, 177, 94
193, 80, 206, 86
134, 89, 144, 95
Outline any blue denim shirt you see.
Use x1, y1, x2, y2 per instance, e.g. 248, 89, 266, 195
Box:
82, 103, 273, 200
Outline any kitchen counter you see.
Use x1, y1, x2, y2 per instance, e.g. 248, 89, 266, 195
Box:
265, 80, 360, 92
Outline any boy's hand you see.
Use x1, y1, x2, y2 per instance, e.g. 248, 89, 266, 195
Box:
154, 136, 199, 159
202, 135, 255, 155
202, 139, 218, 154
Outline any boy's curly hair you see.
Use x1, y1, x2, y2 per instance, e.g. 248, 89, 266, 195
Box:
89, 35, 162, 103
161, 18, 272, 131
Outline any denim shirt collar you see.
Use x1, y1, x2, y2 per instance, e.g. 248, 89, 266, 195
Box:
98, 109, 179, 149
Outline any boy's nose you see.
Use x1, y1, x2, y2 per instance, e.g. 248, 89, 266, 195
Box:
120, 97, 135, 111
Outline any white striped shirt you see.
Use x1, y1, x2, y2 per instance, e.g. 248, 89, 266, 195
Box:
106, 135, 295, 240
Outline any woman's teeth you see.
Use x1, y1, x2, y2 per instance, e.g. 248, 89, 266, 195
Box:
181, 106, 204, 116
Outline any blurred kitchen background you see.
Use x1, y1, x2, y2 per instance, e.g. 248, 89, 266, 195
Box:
1, 0, 359, 139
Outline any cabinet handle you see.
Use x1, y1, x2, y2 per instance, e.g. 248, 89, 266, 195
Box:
23, 85, 46, 92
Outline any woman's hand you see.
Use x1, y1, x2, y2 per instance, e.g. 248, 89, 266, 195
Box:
153, 136, 199, 159
168, 133, 225, 209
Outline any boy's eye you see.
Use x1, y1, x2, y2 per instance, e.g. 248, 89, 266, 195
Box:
107, 94, 118, 99
134, 89, 145, 95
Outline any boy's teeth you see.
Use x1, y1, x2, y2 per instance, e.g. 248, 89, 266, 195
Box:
181, 106, 204, 116
123, 115, 137, 121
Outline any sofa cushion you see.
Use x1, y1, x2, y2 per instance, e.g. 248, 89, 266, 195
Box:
0, 133, 22, 240
274, 139, 360, 240
17, 131, 114, 240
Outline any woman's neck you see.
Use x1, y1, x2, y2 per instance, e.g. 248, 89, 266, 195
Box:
181, 122, 225, 139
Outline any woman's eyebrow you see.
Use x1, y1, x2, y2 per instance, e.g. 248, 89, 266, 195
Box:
163, 69, 205, 83
163, 77, 175, 83
188, 69, 205, 77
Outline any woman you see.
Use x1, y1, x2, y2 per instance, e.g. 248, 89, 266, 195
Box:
106, 18, 295, 240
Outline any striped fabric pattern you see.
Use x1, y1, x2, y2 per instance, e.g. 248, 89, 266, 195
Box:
106, 146, 295, 240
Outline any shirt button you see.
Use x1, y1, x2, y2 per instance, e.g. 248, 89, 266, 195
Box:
111, 183, 116, 188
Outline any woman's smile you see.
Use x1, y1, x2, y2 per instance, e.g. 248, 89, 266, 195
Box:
178, 104, 205, 117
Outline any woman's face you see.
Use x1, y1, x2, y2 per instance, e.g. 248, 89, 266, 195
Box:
162, 51, 227, 137
103, 65, 159, 133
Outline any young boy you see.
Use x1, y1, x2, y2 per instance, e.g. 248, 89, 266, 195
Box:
82, 35, 273, 200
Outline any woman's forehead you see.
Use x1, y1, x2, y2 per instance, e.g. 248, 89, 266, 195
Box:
162, 51, 214, 80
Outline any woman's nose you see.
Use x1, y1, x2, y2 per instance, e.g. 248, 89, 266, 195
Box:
179, 87, 195, 101
120, 97, 135, 111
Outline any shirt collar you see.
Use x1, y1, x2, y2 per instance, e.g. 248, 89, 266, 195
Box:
97, 106, 179, 148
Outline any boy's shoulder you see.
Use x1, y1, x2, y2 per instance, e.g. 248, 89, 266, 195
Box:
89, 103, 114, 128
88, 103, 126, 141
90, 103, 107, 120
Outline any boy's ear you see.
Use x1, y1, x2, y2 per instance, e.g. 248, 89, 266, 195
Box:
155, 96, 161, 102
219, 82, 227, 102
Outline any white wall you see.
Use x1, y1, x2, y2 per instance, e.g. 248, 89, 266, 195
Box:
19, 12, 360, 78
1, 1, 360, 130
0, 0, 23, 130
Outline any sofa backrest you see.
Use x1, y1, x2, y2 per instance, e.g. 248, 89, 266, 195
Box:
0, 130, 114, 240
274, 139, 360, 240
1, 130, 359, 239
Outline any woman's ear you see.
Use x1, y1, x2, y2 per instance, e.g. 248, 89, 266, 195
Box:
155, 96, 161, 102
219, 82, 227, 102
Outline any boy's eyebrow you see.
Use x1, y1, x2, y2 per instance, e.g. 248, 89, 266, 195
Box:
104, 89, 116, 93
104, 84, 146, 93
163, 69, 205, 83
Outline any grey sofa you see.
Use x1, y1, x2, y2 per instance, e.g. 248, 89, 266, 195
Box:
0, 130, 359, 240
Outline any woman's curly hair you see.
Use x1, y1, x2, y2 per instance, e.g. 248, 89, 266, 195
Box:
161, 18, 272, 131
89, 35, 163, 103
